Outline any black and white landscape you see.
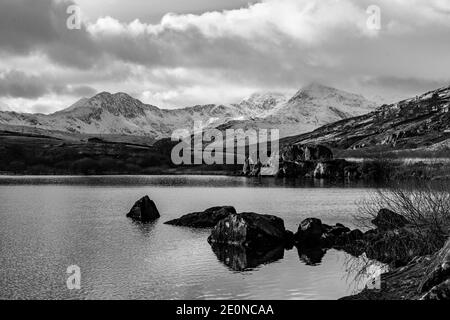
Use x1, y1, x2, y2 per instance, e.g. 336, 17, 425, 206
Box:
0, 0, 449, 302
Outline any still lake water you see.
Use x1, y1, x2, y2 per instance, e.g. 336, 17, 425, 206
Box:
0, 175, 382, 300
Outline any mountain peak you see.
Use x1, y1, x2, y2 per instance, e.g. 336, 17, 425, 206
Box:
238, 91, 288, 114
288, 83, 366, 103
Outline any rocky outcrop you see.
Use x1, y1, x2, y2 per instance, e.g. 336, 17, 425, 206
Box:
372, 208, 410, 230
277, 157, 352, 179
281, 144, 333, 162
126, 195, 160, 222
208, 212, 292, 249
313, 159, 350, 179
165, 206, 236, 228
278, 85, 450, 155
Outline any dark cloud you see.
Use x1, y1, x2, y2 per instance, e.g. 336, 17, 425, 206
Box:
0, 0, 101, 69
0, 70, 48, 98
361, 77, 450, 95
52, 84, 97, 97
0, 70, 96, 98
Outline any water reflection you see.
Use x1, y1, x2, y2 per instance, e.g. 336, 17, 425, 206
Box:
129, 219, 159, 237
297, 246, 327, 266
211, 244, 285, 271
210, 241, 384, 290
0, 174, 374, 189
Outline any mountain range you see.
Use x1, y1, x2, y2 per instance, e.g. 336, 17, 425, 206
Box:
0, 84, 376, 140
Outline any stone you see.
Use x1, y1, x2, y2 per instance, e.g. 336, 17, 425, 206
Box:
208, 212, 290, 249
126, 195, 160, 222
372, 208, 410, 230
165, 206, 236, 228
327, 223, 351, 237
295, 218, 323, 246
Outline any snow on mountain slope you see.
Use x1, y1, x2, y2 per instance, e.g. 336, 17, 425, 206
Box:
0, 85, 375, 139
222, 83, 376, 137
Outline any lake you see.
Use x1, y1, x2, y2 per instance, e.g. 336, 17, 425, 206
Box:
0, 175, 384, 300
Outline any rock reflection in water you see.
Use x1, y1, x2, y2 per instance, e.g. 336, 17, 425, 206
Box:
297, 247, 327, 266
211, 244, 285, 271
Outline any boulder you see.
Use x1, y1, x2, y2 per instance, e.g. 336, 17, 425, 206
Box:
165, 206, 236, 228
208, 212, 291, 249
327, 223, 351, 237
372, 208, 410, 230
295, 218, 323, 246
126, 195, 160, 222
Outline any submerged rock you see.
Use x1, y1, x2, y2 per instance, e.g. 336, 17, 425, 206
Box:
165, 206, 236, 228
208, 212, 291, 249
126, 195, 160, 222
372, 208, 410, 230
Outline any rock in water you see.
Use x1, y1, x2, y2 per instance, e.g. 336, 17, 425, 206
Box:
208, 212, 290, 248
126, 196, 160, 222
372, 208, 409, 230
295, 218, 324, 246
165, 206, 236, 228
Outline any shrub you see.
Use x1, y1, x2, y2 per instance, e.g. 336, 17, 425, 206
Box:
356, 180, 450, 261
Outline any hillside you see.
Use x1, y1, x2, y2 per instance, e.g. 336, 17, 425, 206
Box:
281, 85, 450, 156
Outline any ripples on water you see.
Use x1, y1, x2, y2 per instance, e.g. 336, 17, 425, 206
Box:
0, 175, 383, 300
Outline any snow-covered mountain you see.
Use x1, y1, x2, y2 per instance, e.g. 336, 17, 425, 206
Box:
221, 83, 377, 137
0, 84, 376, 139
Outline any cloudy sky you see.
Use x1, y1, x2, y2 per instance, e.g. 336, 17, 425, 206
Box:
1, 0, 450, 113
